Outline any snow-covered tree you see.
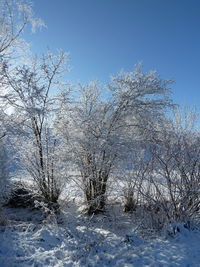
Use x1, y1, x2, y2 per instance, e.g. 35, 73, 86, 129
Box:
0, 0, 44, 57
0, 0, 44, 203
2, 51, 69, 203
148, 108, 200, 223
58, 66, 173, 214
0, 0, 44, 136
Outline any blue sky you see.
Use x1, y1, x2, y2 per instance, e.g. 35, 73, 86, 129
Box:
24, 0, 200, 109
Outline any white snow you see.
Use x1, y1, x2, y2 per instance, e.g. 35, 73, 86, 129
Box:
1, 202, 200, 267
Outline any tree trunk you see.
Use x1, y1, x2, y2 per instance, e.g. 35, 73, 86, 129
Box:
85, 174, 108, 214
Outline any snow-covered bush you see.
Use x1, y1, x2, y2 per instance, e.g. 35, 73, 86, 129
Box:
34, 200, 59, 225
7, 181, 40, 208
139, 108, 200, 229
164, 220, 199, 238
171, 111, 200, 222
118, 148, 151, 212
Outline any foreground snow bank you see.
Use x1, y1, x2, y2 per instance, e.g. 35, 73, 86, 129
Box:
1, 206, 200, 266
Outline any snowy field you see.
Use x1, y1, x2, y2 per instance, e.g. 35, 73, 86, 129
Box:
1, 199, 200, 267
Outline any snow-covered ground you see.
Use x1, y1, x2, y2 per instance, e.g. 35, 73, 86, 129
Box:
1, 200, 200, 267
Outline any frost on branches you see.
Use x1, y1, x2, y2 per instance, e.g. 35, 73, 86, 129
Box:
57, 66, 173, 214
0, 0, 44, 57
1, 51, 69, 203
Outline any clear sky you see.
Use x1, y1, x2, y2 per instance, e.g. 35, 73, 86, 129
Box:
24, 0, 200, 109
